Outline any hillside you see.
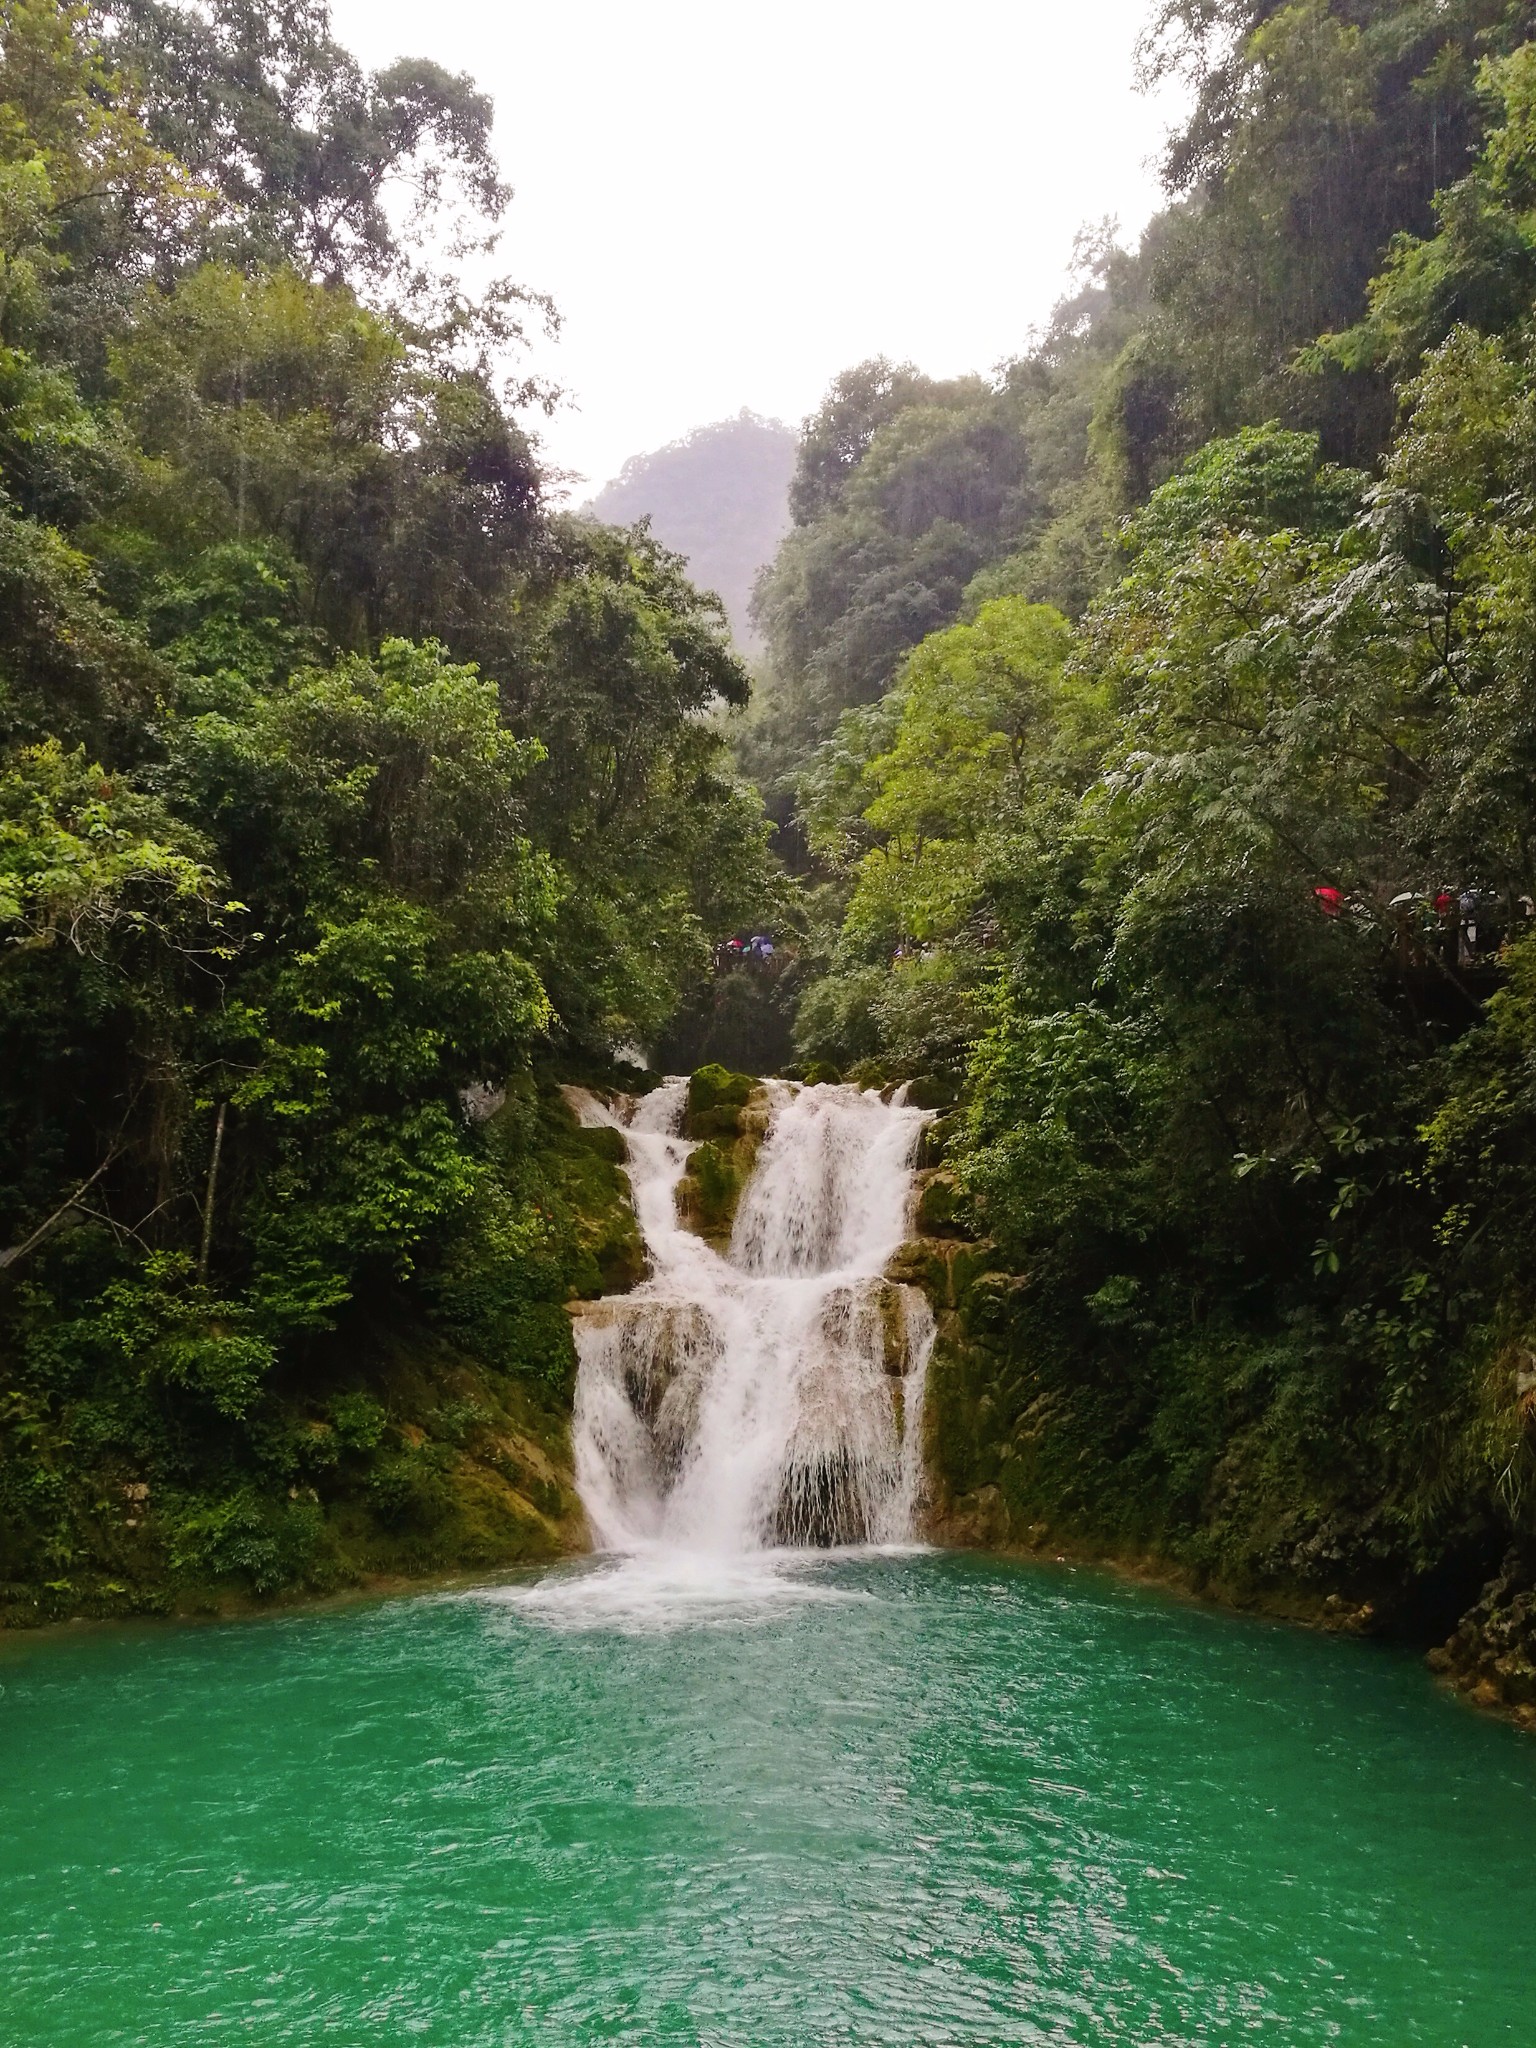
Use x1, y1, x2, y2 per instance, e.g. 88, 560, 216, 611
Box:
0, 0, 780, 1622
584, 412, 796, 653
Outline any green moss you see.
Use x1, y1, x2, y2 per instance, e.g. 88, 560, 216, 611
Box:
681, 1141, 745, 1237
905, 1074, 959, 1110
886, 1237, 951, 1301
530, 1089, 645, 1296
685, 1062, 756, 1139
675, 1079, 771, 1248
575, 1122, 627, 1166
877, 1282, 913, 1376
674, 1067, 768, 1245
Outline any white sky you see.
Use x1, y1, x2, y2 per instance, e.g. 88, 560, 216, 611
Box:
328, 0, 1183, 498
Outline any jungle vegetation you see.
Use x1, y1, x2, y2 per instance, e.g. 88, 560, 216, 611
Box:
11, 0, 1536, 1659
765, 0, 1536, 1631
0, 0, 777, 1614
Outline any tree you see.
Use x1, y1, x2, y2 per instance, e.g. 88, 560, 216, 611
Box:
1317, 41, 1536, 374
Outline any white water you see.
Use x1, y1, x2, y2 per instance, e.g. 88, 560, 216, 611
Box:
567, 1079, 935, 1560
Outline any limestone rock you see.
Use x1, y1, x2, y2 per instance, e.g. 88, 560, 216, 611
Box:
1434, 1548, 1536, 1721
684, 1063, 756, 1141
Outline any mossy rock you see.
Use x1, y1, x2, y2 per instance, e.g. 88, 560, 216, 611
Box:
847, 1058, 894, 1090
919, 1111, 960, 1169
905, 1073, 960, 1111
575, 1122, 627, 1165
686, 1062, 756, 1139
948, 1239, 1006, 1306
915, 1168, 972, 1239
676, 1083, 771, 1247
537, 1088, 644, 1295
877, 1281, 929, 1376
886, 1237, 950, 1302
677, 1138, 746, 1241
955, 1259, 1023, 1339
803, 1060, 842, 1086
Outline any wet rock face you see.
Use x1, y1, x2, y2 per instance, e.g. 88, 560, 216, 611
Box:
1430, 1548, 1536, 1729
775, 1451, 888, 1548
914, 1169, 971, 1239
675, 1076, 771, 1248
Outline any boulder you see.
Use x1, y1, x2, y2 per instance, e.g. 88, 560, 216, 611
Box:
685, 1062, 756, 1140
676, 1081, 771, 1247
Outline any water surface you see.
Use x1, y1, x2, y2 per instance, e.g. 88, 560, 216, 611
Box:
3, 1548, 1533, 2045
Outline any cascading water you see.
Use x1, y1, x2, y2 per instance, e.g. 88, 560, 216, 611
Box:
568, 1079, 935, 1555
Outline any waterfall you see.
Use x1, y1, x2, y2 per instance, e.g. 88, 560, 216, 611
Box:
569, 1079, 935, 1555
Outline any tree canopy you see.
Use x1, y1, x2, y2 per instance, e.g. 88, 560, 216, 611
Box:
765, 0, 1536, 1640
0, 0, 778, 1611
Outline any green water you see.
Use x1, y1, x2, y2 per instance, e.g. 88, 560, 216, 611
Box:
3, 1549, 1533, 2046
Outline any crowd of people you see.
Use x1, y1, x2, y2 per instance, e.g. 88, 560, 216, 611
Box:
712, 934, 778, 974
1314, 883, 1536, 971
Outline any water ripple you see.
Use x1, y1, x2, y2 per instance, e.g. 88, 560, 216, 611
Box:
2, 1551, 1534, 2045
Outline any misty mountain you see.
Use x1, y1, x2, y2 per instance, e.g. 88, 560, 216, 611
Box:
584, 411, 796, 653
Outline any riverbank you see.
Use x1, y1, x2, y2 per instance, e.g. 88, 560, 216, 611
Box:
905, 1219, 1536, 1734
0, 1348, 589, 1633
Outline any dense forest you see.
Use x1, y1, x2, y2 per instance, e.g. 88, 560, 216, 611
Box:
8, 0, 1536, 1719
583, 411, 796, 654
750, 0, 1536, 1710
0, 0, 778, 1615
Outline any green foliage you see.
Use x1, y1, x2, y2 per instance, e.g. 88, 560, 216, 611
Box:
1119, 422, 1365, 556
0, 0, 780, 1616
503, 518, 779, 1050
164, 1487, 325, 1593
749, 5, 1532, 798
747, 332, 1130, 784
788, 168, 1536, 1603
789, 597, 1094, 1077
1317, 42, 1536, 375
0, 738, 223, 957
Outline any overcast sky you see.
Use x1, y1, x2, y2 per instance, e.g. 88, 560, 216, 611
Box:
328, 0, 1183, 498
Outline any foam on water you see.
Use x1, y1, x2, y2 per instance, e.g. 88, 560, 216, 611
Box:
486, 1546, 873, 1635
563, 1076, 935, 1594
